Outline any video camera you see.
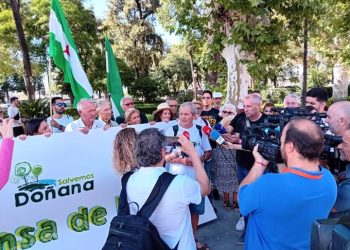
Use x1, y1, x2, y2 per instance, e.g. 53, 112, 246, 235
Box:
241, 107, 341, 163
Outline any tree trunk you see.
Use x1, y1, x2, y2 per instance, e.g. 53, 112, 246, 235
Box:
302, 18, 308, 107
10, 0, 35, 101
333, 64, 349, 102
221, 45, 250, 106
188, 49, 197, 100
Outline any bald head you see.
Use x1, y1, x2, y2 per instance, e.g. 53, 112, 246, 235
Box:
326, 101, 350, 136
282, 118, 324, 161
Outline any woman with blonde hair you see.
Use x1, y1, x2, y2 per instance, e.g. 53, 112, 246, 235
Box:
113, 128, 138, 175
124, 108, 141, 125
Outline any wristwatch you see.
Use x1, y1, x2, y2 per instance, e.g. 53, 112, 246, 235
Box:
58, 125, 64, 131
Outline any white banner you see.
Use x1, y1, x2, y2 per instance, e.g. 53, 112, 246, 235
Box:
0, 122, 216, 250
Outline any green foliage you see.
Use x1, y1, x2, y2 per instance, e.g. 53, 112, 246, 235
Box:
19, 98, 50, 119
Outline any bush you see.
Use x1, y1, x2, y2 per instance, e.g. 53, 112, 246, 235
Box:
19, 99, 50, 119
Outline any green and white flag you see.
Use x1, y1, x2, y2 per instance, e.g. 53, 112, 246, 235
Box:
49, 0, 93, 106
105, 37, 124, 118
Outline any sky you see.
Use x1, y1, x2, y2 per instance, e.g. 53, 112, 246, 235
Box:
84, 0, 181, 46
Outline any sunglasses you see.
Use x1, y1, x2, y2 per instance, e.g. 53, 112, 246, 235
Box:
222, 111, 233, 115
123, 102, 134, 106
55, 102, 67, 108
214, 97, 222, 99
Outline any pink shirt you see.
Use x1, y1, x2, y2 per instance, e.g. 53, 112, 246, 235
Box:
0, 138, 14, 190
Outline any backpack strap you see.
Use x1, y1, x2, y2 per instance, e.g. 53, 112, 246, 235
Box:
172, 125, 179, 136
196, 124, 202, 138
138, 172, 177, 219
117, 171, 134, 216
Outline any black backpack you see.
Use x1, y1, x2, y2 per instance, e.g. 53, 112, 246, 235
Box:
102, 171, 177, 250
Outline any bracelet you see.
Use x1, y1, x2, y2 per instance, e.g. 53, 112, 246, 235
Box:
256, 161, 267, 167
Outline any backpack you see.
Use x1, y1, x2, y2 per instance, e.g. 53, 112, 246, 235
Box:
102, 171, 177, 250
172, 124, 202, 138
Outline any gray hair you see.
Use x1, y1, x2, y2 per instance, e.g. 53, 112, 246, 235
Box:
179, 102, 197, 115
284, 93, 300, 105
120, 96, 133, 106
219, 103, 236, 117
135, 128, 166, 167
77, 99, 94, 112
96, 99, 111, 112
244, 94, 262, 106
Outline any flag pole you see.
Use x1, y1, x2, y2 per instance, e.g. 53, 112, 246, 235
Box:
48, 55, 53, 118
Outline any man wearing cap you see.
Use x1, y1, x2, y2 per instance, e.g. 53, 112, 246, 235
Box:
115, 96, 148, 124
213, 92, 223, 110
47, 97, 74, 133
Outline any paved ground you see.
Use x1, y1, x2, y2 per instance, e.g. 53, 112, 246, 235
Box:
197, 196, 244, 250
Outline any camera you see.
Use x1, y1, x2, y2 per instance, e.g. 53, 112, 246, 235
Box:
165, 136, 180, 147
322, 134, 342, 160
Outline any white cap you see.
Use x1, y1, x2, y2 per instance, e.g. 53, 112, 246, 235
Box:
237, 103, 244, 109
213, 92, 223, 98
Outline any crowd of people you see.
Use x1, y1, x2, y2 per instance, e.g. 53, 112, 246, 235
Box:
1, 87, 350, 249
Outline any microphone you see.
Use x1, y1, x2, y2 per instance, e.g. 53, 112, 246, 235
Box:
203, 126, 225, 145
214, 123, 227, 134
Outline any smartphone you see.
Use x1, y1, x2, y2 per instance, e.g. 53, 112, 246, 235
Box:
165, 136, 180, 147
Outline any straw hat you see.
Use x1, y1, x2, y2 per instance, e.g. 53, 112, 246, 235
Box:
152, 103, 171, 116
192, 100, 204, 109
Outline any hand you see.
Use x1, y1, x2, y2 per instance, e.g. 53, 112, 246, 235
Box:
18, 134, 27, 140
252, 144, 269, 166
78, 127, 89, 134
43, 131, 52, 137
222, 133, 240, 144
50, 119, 60, 128
185, 157, 193, 166
149, 121, 156, 125
178, 134, 196, 157
120, 123, 127, 128
103, 124, 111, 131
0, 118, 14, 138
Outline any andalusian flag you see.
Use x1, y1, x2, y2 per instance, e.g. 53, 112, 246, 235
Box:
49, 0, 93, 106
105, 37, 124, 118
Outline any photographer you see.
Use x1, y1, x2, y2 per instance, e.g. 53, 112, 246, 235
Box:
334, 128, 350, 212
238, 118, 337, 250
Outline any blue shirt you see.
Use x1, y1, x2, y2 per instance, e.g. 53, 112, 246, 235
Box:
334, 164, 350, 212
239, 167, 337, 250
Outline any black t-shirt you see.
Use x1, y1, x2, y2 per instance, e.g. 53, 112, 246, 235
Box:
230, 112, 246, 130
234, 113, 267, 169
115, 111, 148, 124
200, 108, 220, 127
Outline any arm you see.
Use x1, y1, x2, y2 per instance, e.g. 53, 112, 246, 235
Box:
0, 119, 15, 190
178, 135, 210, 196
239, 145, 268, 189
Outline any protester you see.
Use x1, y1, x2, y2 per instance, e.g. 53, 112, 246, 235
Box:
7, 96, 24, 136
200, 90, 219, 126
306, 87, 328, 113
334, 128, 350, 212
326, 101, 350, 136
65, 99, 105, 133
124, 128, 210, 249
212, 92, 223, 110
226, 93, 266, 243
192, 100, 210, 127
0, 119, 15, 190
115, 96, 148, 124
152, 103, 172, 122
239, 118, 337, 250
113, 128, 138, 175
96, 99, 118, 127
283, 93, 300, 108
124, 108, 141, 125
165, 102, 211, 250
25, 118, 52, 136
263, 102, 275, 115
47, 97, 73, 133
212, 104, 239, 211
166, 96, 179, 120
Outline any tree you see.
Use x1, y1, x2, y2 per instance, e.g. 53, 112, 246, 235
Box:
31, 165, 43, 183
15, 162, 32, 186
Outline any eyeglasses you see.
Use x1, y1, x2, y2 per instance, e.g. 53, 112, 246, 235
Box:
123, 102, 134, 106
222, 111, 233, 115
55, 102, 67, 108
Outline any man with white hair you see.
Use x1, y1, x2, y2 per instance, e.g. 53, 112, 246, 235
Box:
115, 96, 148, 124
65, 99, 105, 134
96, 99, 118, 127
326, 101, 350, 137
283, 93, 301, 108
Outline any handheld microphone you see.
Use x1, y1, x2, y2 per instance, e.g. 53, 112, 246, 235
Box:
203, 126, 225, 145
214, 123, 227, 134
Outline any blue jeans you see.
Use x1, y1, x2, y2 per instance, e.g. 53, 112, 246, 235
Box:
237, 165, 249, 184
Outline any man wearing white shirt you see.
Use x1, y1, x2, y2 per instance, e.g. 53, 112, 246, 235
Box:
7, 97, 24, 136
126, 128, 210, 249
165, 102, 211, 249
65, 99, 104, 133
47, 97, 73, 133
